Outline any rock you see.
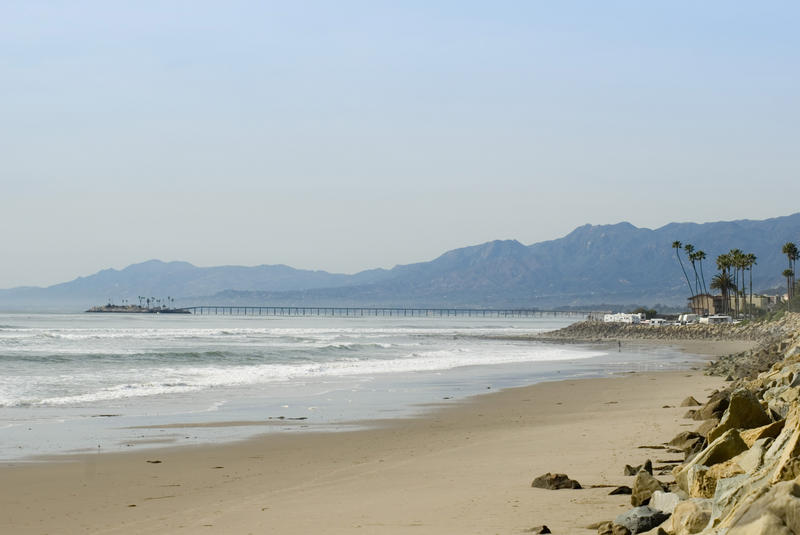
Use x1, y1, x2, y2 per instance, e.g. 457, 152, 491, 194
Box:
525, 526, 551, 534
683, 410, 697, 419
613, 506, 670, 534
625, 464, 643, 476
725, 480, 800, 534
686, 465, 711, 498
636, 528, 668, 535
768, 402, 800, 483
631, 470, 666, 506
709, 474, 751, 528
740, 419, 785, 448
675, 429, 748, 492
592, 520, 613, 534
693, 393, 729, 421
611, 525, 631, 535
643, 459, 653, 475
668, 431, 705, 456
730, 437, 773, 473
649, 491, 681, 513
689, 459, 745, 498
707, 389, 772, 443
695, 418, 720, 438
728, 515, 793, 534
610, 486, 633, 495
531, 472, 582, 490
669, 499, 712, 535
681, 396, 701, 407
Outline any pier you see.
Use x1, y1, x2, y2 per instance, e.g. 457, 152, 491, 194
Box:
179, 306, 599, 319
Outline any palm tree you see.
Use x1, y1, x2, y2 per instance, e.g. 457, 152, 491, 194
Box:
673, 241, 694, 296
783, 243, 798, 299
728, 249, 746, 318
711, 272, 736, 315
784, 269, 795, 312
684, 244, 700, 295
716, 254, 732, 314
695, 250, 709, 296
746, 253, 756, 319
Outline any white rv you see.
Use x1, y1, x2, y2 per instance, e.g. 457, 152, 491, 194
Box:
699, 315, 732, 325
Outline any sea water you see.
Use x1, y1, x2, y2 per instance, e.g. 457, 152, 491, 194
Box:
0, 313, 695, 460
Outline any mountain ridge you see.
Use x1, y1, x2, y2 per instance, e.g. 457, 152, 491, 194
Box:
2, 213, 799, 311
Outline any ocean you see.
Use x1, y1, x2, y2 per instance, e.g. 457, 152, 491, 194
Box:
0, 313, 695, 461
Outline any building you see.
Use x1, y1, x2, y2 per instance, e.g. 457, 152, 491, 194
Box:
688, 294, 720, 316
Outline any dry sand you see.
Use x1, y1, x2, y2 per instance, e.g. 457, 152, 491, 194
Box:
0, 343, 741, 535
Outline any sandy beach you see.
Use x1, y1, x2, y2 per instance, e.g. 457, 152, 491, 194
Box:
0, 338, 749, 535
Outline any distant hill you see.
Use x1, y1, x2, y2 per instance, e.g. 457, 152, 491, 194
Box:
2, 213, 799, 311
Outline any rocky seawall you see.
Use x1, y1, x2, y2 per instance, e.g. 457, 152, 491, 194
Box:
537, 318, 797, 344
538, 315, 800, 381
546, 313, 800, 534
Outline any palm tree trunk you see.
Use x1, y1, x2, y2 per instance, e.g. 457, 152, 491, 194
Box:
749, 267, 753, 319
699, 260, 708, 296
676, 251, 693, 296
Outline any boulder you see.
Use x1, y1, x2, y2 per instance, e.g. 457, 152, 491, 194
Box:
728, 514, 793, 535
531, 472, 582, 490
631, 470, 666, 506
730, 437, 773, 474
668, 431, 705, 456
625, 464, 643, 476
610, 486, 633, 495
675, 429, 748, 492
613, 506, 670, 534
649, 491, 681, 514
768, 402, 800, 483
740, 419, 785, 447
669, 499, 712, 535
707, 389, 772, 443
686, 465, 711, 498
643, 459, 653, 475
693, 393, 729, 421
780, 387, 800, 403
725, 480, 800, 534
594, 521, 613, 534
689, 459, 745, 498
695, 418, 720, 438
681, 396, 701, 407
525, 526, 551, 534
709, 474, 752, 528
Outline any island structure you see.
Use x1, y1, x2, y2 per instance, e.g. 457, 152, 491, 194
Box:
85, 304, 191, 314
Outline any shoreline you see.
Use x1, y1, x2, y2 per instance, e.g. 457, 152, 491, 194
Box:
0, 339, 746, 534
0, 338, 726, 464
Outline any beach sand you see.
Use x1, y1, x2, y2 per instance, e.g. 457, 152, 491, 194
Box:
0, 342, 740, 535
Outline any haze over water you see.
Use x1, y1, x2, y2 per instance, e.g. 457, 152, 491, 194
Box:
0, 313, 694, 460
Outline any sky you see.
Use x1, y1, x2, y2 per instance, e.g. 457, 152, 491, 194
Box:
2, 1, 799, 288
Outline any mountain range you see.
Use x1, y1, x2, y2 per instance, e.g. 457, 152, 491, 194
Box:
2, 213, 800, 312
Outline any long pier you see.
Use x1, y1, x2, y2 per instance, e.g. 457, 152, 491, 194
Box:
179, 306, 599, 319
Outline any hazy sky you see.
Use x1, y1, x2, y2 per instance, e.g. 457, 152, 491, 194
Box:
2, 1, 799, 288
